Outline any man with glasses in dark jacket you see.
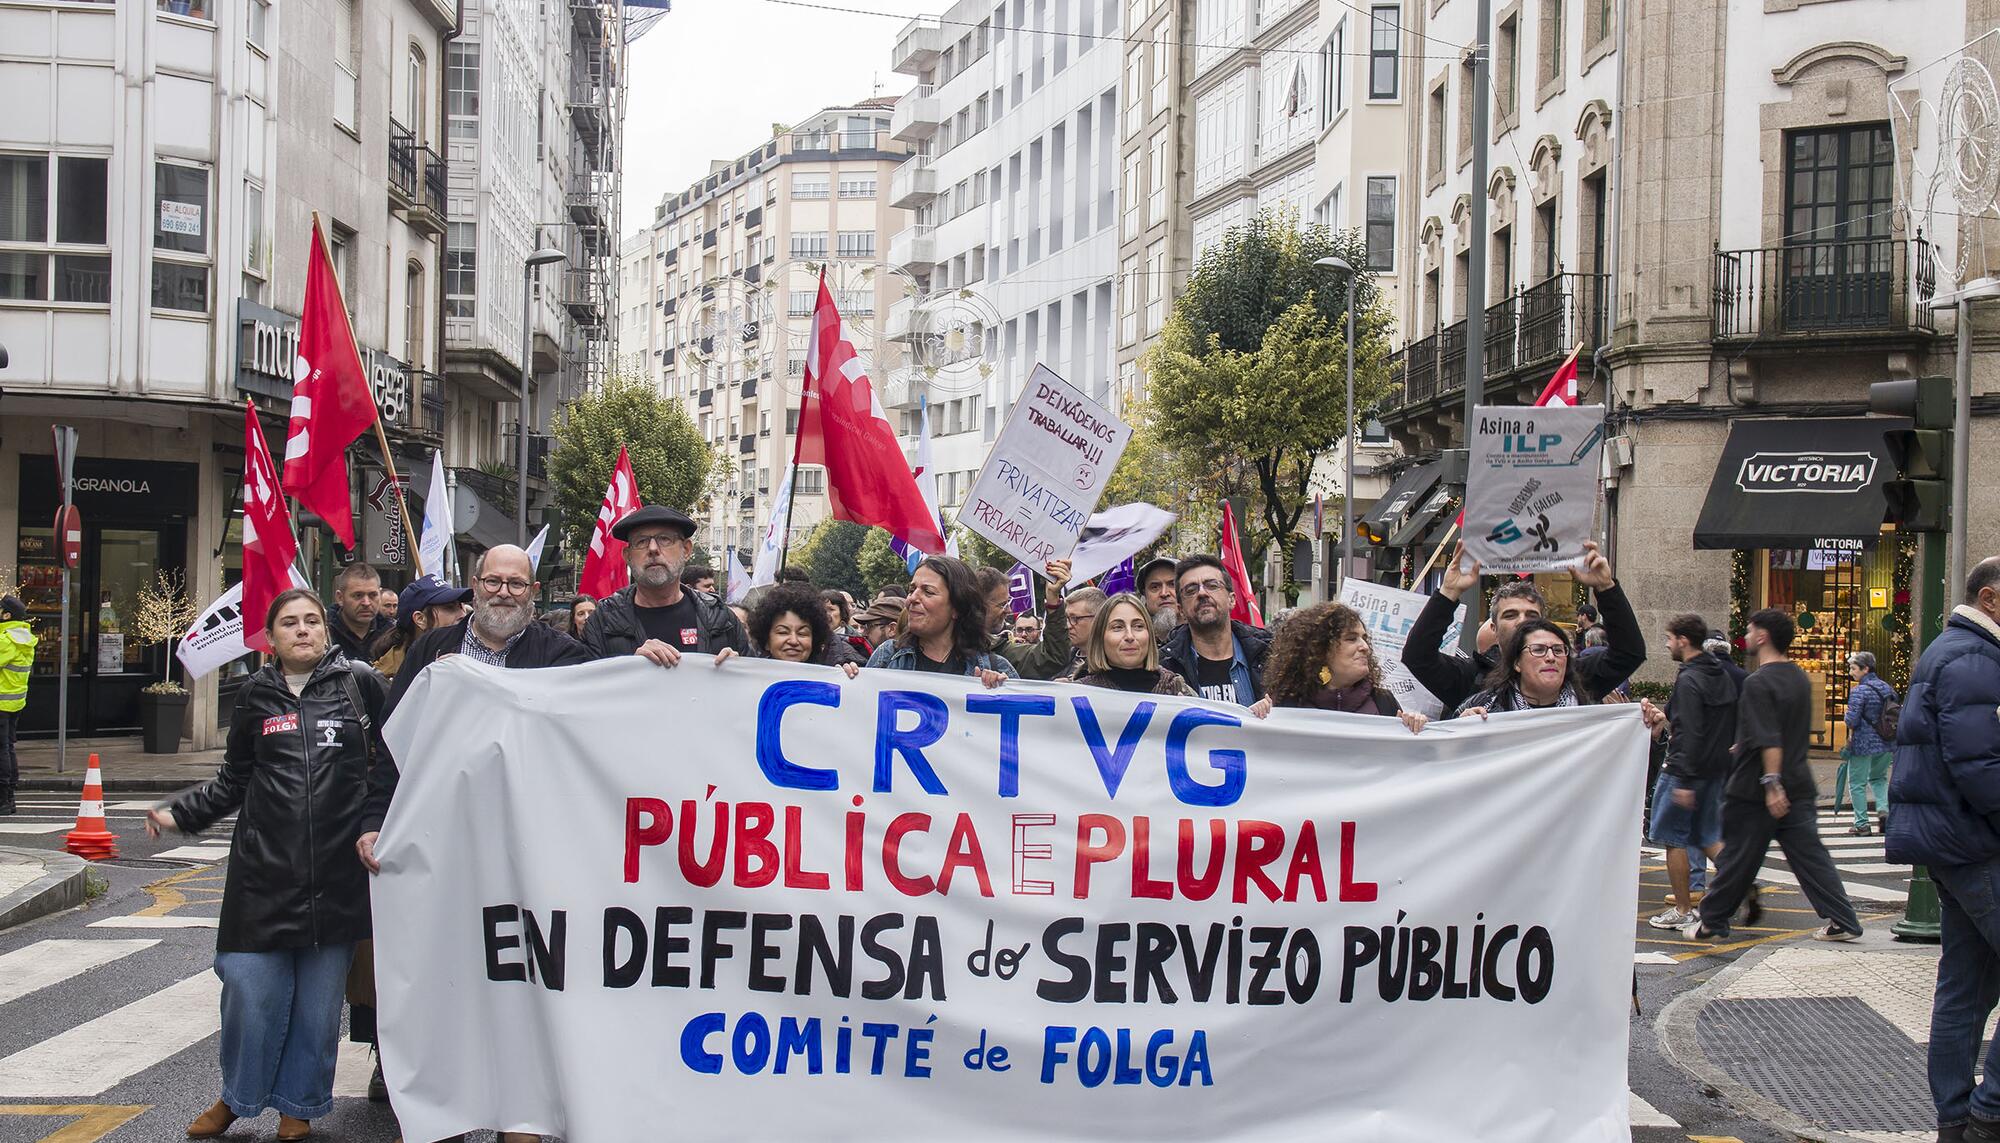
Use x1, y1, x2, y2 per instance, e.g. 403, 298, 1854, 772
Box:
1159, 555, 1269, 705
580, 505, 747, 666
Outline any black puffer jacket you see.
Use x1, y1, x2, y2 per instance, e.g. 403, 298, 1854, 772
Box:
580, 584, 748, 659
167, 651, 388, 953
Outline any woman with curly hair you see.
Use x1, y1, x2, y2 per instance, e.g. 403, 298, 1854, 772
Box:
1250, 602, 1428, 734
1071, 594, 1197, 696
863, 556, 1013, 688
713, 582, 866, 674
1453, 618, 1596, 719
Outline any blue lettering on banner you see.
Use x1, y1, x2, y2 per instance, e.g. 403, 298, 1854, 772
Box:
876, 691, 952, 795
755, 680, 841, 790
964, 694, 1058, 798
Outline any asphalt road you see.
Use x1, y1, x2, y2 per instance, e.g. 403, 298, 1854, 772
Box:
0, 787, 1914, 1143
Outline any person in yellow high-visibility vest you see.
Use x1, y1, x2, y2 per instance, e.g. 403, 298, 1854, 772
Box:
0, 595, 34, 815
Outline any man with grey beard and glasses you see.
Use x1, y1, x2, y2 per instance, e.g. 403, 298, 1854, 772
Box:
579, 504, 747, 667
352, 543, 592, 1143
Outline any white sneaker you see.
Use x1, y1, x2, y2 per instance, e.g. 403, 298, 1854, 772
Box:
1812, 923, 1861, 942
1647, 907, 1692, 929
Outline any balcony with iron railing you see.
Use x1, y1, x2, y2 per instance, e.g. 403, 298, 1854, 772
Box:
891, 86, 940, 142
388, 122, 418, 206
409, 145, 446, 235
1381, 272, 1610, 426
562, 267, 604, 321
412, 370, 446, 440
1712, 236, 1935, 342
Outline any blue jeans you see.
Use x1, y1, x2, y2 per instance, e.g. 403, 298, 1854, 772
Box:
1929, 858, 2000, 1128
215, 944, 355, 1120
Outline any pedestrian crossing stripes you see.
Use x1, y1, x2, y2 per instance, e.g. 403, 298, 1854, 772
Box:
0, 970, 221, 1097
0, 940, 157, 1007
0, 823, 71, 835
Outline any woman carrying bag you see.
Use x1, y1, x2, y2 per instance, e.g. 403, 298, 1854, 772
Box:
147, 587, 388, 1141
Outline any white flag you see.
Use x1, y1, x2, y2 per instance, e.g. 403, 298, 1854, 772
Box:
417, 449, 452, 579
725, 546, 751, 603
524, 525, 549, 573
750, 463, 796, 588
175, 567, 313, 680
1066, 501, 1178, 586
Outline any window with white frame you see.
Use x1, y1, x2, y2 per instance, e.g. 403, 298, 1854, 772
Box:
1369, 6, 1399, 99
406, 45, 427, 143
1150, 36, 1170, 115
152, 162, 211, 313
248, 0, 270, 49
837, 176, 876, 198
790, 231, 828, 258
1321, 19, 1345, 125
244, 180, 266, 277
791, 173, 830, 200
836, 230, 875, 258
445, 221, 475, 318
1144, 240, 1166, 333
0, 154, 110, 304
1147, 134, 1167, 224
447, 43, 478, 140
331, 0, 358, 131
835, 288, 874, 314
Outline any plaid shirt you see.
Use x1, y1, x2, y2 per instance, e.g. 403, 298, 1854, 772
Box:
459, 622, 525, 667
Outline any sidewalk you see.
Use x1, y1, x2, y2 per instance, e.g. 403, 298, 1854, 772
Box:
1660, 928, 1957, 1142
0, 845, 86, 931
13, 737, 223, 793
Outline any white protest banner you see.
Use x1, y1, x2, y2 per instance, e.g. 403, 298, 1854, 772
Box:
1462, 404, 1605, 574
175, 570, 311, 679
1065, 501, 1177, 588
375, 656, 1646, 1143
961, 365, 1131, 567
1337, 580, 1464, 720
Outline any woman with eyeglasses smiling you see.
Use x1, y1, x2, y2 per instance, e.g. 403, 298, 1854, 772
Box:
1453, 618, 1596, 719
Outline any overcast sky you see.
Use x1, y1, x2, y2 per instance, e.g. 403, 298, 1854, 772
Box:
620, 0, 950, 236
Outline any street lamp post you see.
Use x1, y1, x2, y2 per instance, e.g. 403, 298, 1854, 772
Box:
518, 247, 568, 547
1316, 256, 1358, 595
1929, 275, 1998, 596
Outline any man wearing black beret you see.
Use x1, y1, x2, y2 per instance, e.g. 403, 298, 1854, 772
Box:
579, 504, 748, 666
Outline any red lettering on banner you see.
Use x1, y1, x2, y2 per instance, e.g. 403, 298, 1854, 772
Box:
935, 813, 993, 897
623, 797, 671, 883
1233, 820, 1286, 904
734, 802, 778, 888
882, 812, 934, 895
781, 805, 830, 890
1339, 819, 1379, 902
1072, 814, 1125, 898
1129, 817, 1174, 900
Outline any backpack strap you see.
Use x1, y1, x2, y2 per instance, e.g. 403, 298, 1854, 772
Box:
339, 663, 378, 763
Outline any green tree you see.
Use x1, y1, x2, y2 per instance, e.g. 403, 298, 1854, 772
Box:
1138, 207, 1395, 588
856, 527, 910, 597
547, 373, 728, 558
802, 521, 868, 597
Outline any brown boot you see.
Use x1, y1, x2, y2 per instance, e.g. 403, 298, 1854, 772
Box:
186, 1100, 236, 1138
276, 1115, 310, 1141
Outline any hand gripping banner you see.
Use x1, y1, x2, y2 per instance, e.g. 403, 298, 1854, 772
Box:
375, 657, 1647, 1142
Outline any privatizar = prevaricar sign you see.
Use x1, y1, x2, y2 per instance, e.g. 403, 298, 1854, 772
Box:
373, 655, 1647, 1143
961, 365, 1132, 567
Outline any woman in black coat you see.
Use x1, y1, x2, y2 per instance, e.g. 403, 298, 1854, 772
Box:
147, 587, 387, 1141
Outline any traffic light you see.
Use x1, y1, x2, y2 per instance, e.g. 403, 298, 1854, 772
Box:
1868, 376, 1952, 531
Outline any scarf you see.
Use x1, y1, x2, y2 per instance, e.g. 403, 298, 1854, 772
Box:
1103, 666, 1166, 693
1507, 682, 1580, 710
1309, 682, 1382, 714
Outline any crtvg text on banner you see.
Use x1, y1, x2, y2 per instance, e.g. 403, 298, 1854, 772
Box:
374, 657, 1646, 1142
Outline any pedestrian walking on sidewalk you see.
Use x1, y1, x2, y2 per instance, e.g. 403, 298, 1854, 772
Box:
0, 595, 35, 815
1841, 650, 1898, 835
1684, 608, 1864, 943
145, 588, 389, 1142
1886, 556, 2000, 1143
1641, 613, 1737, 930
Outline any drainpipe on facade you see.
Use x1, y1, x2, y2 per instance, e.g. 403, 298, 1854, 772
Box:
1599, 0, 1631, 568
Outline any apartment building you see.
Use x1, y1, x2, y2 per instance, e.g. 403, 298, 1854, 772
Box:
441, 0, 623, 551
1373, 0, 2000, 738
620, 101, 909, 555
884, 1, 1123, 519
0, 0, 453, 745
1113, 0, 1194, 406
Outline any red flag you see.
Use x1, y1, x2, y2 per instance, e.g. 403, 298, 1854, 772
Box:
1532, 349, 1580, 408
794, 273, 947, 553
281, 216, 378, 548
578, 445, 641, 599
1217, 501, 1265, 628
241, 402, 299, 654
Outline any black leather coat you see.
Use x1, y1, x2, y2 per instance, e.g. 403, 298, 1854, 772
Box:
167, 651, 388, 953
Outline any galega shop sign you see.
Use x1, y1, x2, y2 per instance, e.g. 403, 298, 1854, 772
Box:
236, 299, 411, 424
1734, 451, 1877, 494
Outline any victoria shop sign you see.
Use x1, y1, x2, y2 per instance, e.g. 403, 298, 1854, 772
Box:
235, 299, 413, 425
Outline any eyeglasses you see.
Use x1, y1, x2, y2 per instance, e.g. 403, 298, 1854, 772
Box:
1522, 643, 1570, 660
476, 576, 534, 595
1179, 579, 1230, 599
628, 534, 684, 551
1067, 611, 1098, 626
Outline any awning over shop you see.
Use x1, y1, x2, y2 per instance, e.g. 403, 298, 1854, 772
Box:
1359, 460, 1443, 545
1387, 485, 1456, 548
1691, 416, 1909, 551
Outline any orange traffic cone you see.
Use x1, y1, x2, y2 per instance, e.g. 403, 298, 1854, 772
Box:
64, 754, 119, 861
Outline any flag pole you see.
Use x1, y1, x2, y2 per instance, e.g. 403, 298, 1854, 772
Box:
778, 266, 825, 570
1411, 518, 1461, 591
312, 211, 423, 566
